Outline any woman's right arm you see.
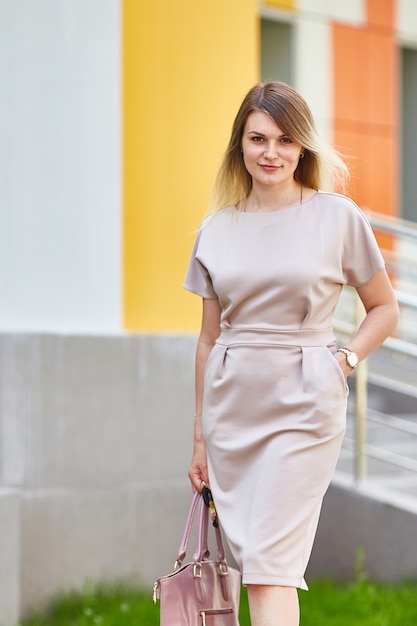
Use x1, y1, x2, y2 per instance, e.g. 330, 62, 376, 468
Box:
188, 297, 222, 492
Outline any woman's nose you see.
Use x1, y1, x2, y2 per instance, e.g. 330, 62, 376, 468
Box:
264, 142, 278, 159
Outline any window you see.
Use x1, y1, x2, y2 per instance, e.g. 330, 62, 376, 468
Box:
261, 18, 293, 85
401, 47, 417, 222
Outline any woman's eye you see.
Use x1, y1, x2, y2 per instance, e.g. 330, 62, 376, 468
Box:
251, 136, 265, 142
280, 137, 292, 143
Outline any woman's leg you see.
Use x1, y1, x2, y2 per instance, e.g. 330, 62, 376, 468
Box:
247, 585, 299, 626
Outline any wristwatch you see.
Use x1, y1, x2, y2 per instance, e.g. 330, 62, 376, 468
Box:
337, 347, 359, 369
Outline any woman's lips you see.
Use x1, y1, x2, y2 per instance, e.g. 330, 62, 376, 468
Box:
259, 164, 280, 171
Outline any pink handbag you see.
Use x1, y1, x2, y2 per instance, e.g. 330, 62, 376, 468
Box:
153, 491, 241, 625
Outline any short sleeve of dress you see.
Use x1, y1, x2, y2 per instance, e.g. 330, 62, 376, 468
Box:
342, 202, 385, 287
183, 230, 218, 299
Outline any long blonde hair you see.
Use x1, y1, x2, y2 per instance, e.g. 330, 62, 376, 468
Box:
212, 82, 349, 209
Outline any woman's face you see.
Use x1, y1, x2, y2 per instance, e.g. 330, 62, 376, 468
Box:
241, 110, 303, 189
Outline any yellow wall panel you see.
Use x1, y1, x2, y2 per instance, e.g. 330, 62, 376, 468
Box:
123, 0, 259, 331
263, 0, 296, 10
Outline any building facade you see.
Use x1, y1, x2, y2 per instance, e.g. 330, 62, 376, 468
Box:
1, 0, 417, 334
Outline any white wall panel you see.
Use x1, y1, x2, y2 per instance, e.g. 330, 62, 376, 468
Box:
295, 18, 332, 142
298, 0, 365, 25
0, 0, 121, 332
397, 0, 417, 45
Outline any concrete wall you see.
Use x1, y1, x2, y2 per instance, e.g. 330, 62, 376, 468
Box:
0, 333, 198, 621
0, 490, 20, 626
308, 478, 417, 583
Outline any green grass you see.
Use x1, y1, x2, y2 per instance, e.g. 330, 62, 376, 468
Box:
19, 578, 417, 626
300, 579, 417, 625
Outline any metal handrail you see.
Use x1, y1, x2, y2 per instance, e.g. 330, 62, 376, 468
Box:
366, 211, 417, 240
335, 212, 417, 484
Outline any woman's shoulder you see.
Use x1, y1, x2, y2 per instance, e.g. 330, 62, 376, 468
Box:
198, 205, 236, 229
313, 192, 377, 242
315, 190, 357, 208
315, 191, 370, 219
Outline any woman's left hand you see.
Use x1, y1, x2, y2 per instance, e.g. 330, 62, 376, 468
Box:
334, 350, 353, 378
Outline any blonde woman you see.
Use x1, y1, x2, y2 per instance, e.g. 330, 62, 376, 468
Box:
184, 82, 399, 626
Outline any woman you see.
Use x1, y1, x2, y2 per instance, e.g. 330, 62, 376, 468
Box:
183, 82, 399, 626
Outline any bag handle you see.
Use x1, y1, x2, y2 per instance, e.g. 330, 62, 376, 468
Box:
194, 493, 226, 563
175, 492, 202, 568
175, 492, 226, 569
194, 493, 232, 604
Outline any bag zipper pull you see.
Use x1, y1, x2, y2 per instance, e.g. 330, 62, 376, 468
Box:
200, 608, 232, 623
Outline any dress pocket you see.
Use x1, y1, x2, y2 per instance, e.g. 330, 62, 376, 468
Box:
324, 347, 349, 396
301, 346, 348, 397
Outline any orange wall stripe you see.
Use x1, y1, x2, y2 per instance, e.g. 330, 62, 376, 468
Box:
332, 0, 398, 222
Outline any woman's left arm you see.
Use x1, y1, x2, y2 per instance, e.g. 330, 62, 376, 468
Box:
335, 268, 400, 376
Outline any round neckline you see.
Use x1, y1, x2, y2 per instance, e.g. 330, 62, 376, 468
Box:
235, 190, 319, 214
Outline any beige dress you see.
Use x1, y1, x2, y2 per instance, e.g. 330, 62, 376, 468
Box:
183, 191, 385, 589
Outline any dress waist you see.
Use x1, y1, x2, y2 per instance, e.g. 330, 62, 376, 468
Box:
216, 327, 335, 347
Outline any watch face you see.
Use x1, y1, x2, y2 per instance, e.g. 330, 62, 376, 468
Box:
347, 352, 358, 367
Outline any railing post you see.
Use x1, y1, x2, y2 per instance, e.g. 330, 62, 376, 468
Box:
354, 294, 368, 483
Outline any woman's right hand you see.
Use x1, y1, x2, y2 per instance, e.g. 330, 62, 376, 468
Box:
188, 439, 210, 492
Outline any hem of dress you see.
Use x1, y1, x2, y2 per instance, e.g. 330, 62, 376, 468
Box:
242, 573, 309, 591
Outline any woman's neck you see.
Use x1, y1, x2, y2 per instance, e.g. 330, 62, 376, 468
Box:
243, 182, 303, 213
